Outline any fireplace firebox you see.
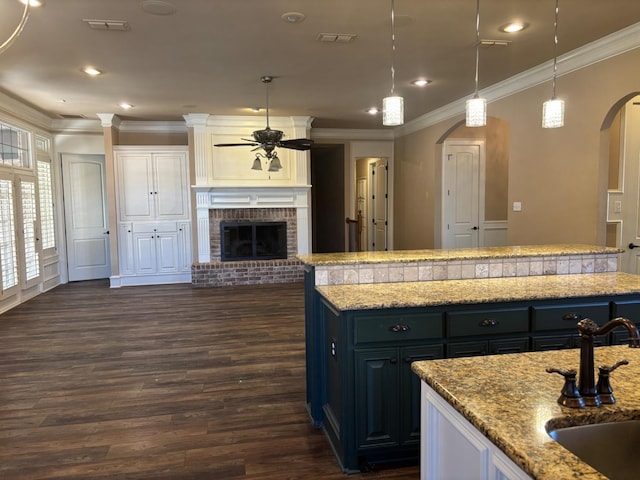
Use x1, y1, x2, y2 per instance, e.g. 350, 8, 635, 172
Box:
220, 221, 287, 261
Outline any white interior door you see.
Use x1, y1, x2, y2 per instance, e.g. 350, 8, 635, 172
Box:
442, 141, 484, 249
62, 154, 111, 281
619, 100, 640, 273
370, 159, 388, 251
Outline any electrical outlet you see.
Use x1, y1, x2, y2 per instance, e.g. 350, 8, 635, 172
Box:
614, 201, 622, 213
513, 201, 522, 212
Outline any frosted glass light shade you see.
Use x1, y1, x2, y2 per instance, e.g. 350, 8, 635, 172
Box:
466, 97, 487, 127
542, 98, 565, 128
251, 157, 262, 170
383, 95, 404, 126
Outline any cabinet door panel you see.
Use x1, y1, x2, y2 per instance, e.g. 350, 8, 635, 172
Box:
448, 341, 489, 358
134, 234, 156, 274
118, 154, 154, 220
402, 345, 444, 446
355, 349, 399, 449
489, 337, 530, 355
153, 153, 188, 219
532, 335, 573, 351
156, 232, 179, 273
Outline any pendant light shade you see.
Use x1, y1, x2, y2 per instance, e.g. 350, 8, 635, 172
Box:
542, 0, 564, 129
268, 154, 282, 172
466, 96, 487, 128
542, 98, 564, 128
383, 95, 404, 126
382, 0, 404, 126
466, 0, 486, 127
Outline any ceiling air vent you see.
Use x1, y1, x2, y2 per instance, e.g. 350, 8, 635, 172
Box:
479, 39, 511, 48
58, 114, 87, 119
317, 33, 357, 43
83, 19, 130, 31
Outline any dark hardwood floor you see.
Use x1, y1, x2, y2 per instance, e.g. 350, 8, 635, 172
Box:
0, 281, 419, 479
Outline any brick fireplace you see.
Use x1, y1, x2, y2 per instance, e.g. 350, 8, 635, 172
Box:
191, 185, 310, 287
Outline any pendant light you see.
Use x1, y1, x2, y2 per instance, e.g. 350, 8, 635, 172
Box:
382, 0, 404, 126
542, 0, 564, 128
466, 0, 487, 127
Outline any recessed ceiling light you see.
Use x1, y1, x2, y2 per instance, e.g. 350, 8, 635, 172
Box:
119, 102, 134, 110
411, 79, 432, 87
499, 22, 528, 33
250, 107, 261, 113
140, 0, 177, 16
366, 107, 380, 115
281, 12, 305, 23
57, 99, 66, 103
83, 66, 102, 76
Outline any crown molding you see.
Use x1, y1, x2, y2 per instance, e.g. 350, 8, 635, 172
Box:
397, 21, 640, 137
311, 128, 394, 141
118, 120, 187, 133
0, 90, 54, 131
50, 118, 103, 134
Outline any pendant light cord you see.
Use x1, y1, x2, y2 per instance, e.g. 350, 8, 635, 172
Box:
551, 0, 559, 100
390, 0, 397, 96
0, 1, 30, 55
473, 0, 480, 97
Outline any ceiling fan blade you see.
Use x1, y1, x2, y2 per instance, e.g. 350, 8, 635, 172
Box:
214, 142, 259, 147
278, 138, 314, 150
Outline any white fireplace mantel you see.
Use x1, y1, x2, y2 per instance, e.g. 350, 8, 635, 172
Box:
192, 185, 311, 263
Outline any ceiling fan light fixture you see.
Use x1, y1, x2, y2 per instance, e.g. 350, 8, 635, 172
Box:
268, 154, 282, 172
252, 157, 263, 170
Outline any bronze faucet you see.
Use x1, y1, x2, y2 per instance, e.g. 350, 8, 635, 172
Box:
548, 317, 640, 408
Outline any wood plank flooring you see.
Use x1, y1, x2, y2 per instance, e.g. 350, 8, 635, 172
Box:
0, 281, 419, 479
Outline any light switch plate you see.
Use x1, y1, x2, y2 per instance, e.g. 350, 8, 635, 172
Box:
513, 201, 522, 212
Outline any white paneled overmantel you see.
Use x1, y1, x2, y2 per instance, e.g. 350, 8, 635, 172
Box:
184, 114, 314, 264
192, 185, 311, 263
184, 114, 313, 187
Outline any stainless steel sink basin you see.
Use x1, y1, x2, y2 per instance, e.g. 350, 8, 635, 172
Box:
547, 419, 640, 480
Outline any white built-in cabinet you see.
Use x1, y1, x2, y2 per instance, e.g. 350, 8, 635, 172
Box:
113, 147, 192, 286
420, 381, 533, 480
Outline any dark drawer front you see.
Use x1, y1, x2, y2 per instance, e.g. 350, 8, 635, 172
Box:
532, 303, 609, 331
612, 301, 640, 323
354, 312, 443, 344
446, 308, 529, 338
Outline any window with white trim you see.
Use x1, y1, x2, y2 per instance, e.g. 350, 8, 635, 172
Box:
0, 177, 18, 293
20, 178, 40, 282
0, 123, 31, 168
37, 159, 56, 251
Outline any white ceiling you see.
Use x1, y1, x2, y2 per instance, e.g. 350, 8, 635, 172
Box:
1, 0, 640, 129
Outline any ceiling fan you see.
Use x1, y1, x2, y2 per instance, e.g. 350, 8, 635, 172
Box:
214, 76, 314, 171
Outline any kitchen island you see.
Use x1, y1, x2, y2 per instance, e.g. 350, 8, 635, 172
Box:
298, 245, 640, 472
412, 345, 640, 479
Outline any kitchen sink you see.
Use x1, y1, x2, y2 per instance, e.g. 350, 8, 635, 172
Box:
547, 419, 640, 480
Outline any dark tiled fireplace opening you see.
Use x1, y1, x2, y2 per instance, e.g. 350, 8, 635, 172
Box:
221, 221, 287, 261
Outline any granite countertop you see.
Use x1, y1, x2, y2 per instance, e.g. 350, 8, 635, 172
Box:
411, 345, 640, 479
297, 244, 622, 266
316, 272, 640, 311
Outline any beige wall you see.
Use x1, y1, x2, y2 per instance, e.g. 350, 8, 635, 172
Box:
393, 46, 640, 249
116, 132, 187, 145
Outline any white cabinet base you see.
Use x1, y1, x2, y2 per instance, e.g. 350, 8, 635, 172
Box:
420, 381, 532, 480
109, 272, 192, 288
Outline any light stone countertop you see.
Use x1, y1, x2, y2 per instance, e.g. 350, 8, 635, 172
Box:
298, 244, 622, 266
316, 272, 640, 311
411, 345, 640, 480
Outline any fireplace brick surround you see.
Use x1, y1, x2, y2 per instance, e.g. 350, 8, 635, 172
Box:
191, 207, 304, 287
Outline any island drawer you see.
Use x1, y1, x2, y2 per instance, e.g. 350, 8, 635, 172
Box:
353, 312, 443, 344
531, 302, 609, 331
445, 308, 529, 338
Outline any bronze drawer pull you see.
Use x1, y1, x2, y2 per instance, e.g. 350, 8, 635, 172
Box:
480, 318, 498, 327
562, 312, 584, 321
388, 323, 411, 333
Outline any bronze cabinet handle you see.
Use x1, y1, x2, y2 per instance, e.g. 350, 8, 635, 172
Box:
562, 312, 583, 321
388, 323, 411, 333
479, 318, 498, 327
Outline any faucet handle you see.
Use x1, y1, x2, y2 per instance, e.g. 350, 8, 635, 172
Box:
546, 367, 586, 408
597, 359, 629, 404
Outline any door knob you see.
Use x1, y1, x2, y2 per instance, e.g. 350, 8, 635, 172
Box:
629, 243, 639, 249
471, 226, 479, 230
